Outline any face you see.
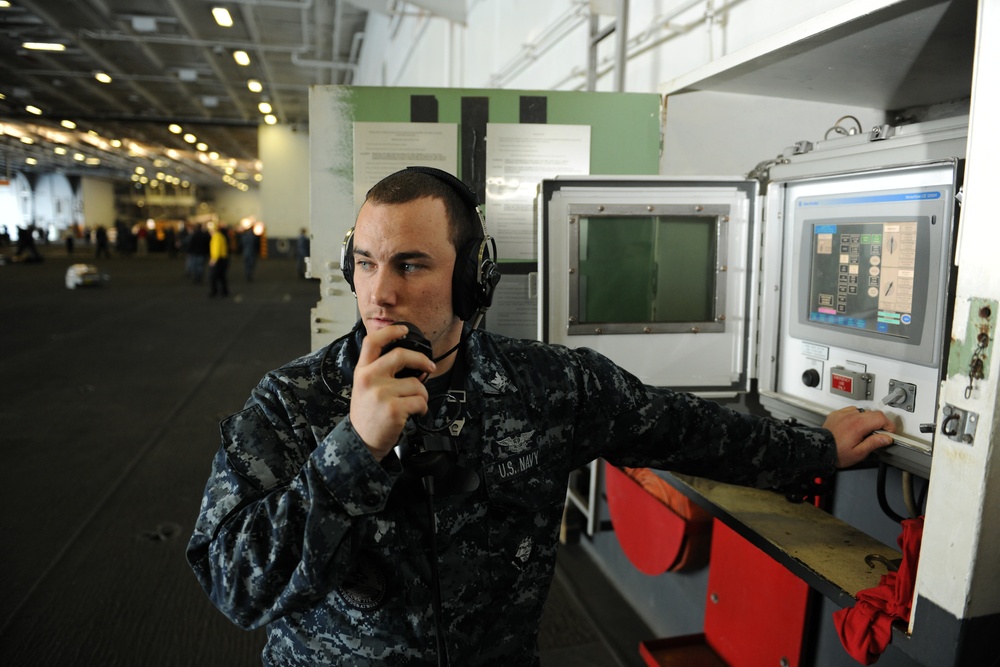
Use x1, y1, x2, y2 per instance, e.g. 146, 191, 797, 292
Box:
352, 196, 463, 363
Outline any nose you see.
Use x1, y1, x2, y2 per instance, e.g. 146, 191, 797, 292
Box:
367, 266, 398, 307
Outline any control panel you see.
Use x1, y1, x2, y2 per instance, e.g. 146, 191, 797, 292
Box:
758, 158, 962, 476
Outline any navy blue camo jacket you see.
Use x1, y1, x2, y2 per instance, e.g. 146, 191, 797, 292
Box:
187, 323, 837, 665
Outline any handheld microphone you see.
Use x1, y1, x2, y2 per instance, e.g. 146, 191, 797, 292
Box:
381, 322, 433, 378
381, 322, 479, 495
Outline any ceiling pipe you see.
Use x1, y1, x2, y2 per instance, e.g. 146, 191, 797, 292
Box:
200, 0, 313, 9
291, 0, 359, 73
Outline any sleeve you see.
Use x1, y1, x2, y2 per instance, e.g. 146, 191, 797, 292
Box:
185, 374, 401, 630
562, 347, 837, 491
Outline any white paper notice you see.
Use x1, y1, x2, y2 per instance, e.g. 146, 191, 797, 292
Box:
485, 123, 590, 261
352, 122, 458, 212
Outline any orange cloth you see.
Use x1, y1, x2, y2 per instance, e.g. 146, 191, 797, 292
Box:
832, 516, 924, 665
621, 467, 710, 523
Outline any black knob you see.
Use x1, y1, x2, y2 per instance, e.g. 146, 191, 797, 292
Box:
802, 368, 821, 388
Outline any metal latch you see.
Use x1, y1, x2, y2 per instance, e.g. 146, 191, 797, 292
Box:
869, 124, 895, 141
941, 404, 978, 444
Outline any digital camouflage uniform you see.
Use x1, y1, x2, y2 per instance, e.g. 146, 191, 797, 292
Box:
187, 322, 837, 666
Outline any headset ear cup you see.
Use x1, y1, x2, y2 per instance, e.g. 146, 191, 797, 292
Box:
341, 228, 355, 292
452, 238, 480, 321
479, 258, 500, 310
452, 236, 500, 321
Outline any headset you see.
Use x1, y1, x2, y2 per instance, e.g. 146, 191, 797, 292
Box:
340, 166, 501, 327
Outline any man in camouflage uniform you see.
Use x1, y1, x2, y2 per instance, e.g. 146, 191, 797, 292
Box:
187, 167, 894, 666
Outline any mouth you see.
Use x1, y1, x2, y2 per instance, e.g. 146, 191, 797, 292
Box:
365, 315, 400, 330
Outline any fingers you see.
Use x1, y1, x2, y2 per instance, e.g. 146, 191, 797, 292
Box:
858, 408, 896, 434
358, 324, 409, 365
359, 324, 436, 379
825, 406, 896, 468
851, 431, 895, 465
350, 325, 434, 459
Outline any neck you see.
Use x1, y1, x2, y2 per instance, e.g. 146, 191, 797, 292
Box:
429, 326, 468, 377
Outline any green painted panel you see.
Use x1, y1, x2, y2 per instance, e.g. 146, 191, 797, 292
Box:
332, 85, 661, 176
947, 297, 997, 389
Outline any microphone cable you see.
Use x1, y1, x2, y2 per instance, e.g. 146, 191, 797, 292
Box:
421, 475, 450, 667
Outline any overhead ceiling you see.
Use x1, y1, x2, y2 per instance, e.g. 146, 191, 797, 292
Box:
0, 0, 370, 188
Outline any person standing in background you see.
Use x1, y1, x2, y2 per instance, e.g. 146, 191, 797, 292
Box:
295, 228, 310, 279
242, 227, 259, 282
187, 224, 211, 283
208, 224, 229, 298
94, 225, 111, 259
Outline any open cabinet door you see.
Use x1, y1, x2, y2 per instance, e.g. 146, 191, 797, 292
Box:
539, 176, 759, 537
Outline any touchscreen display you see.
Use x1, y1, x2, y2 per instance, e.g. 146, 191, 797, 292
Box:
808, 220, 918, 339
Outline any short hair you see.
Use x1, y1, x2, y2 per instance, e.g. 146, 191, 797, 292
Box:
364, 169, 481, 253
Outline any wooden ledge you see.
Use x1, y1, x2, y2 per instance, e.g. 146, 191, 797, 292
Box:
656, 471, 902, 607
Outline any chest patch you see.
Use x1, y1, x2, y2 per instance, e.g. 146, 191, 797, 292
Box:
337, 557, 390, 612
497, 430, 535, 454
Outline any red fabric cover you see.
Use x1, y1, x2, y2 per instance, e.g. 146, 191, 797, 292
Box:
605, 465, 711, 575
832, 517, 925, 665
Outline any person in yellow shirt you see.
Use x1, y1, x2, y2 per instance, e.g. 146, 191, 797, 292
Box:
208, 224, 230, 298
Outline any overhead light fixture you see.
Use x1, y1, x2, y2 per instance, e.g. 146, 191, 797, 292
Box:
54, 146, 67, 155
212, 7, 233, 27
95, 72, 112, 84
0, 2, 12, 8
20, 136, 34, 144
196, 142, 208, 151
23, 42, 66, 51
26, 105, 42, 115
258, 101, 272, 114
26, 157, 38, 165
168, 123, 182, 134
183, 133, 197, 143
247, 79, 262, 93
110, 139, 122, 147
233, 50, 250, 66
264, 114, 277, 125
74, 153, 86, 161
131, 16, 157, 32
61, 119, 77, 129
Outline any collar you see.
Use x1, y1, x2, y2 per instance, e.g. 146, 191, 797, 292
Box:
324, 320, 518, 406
